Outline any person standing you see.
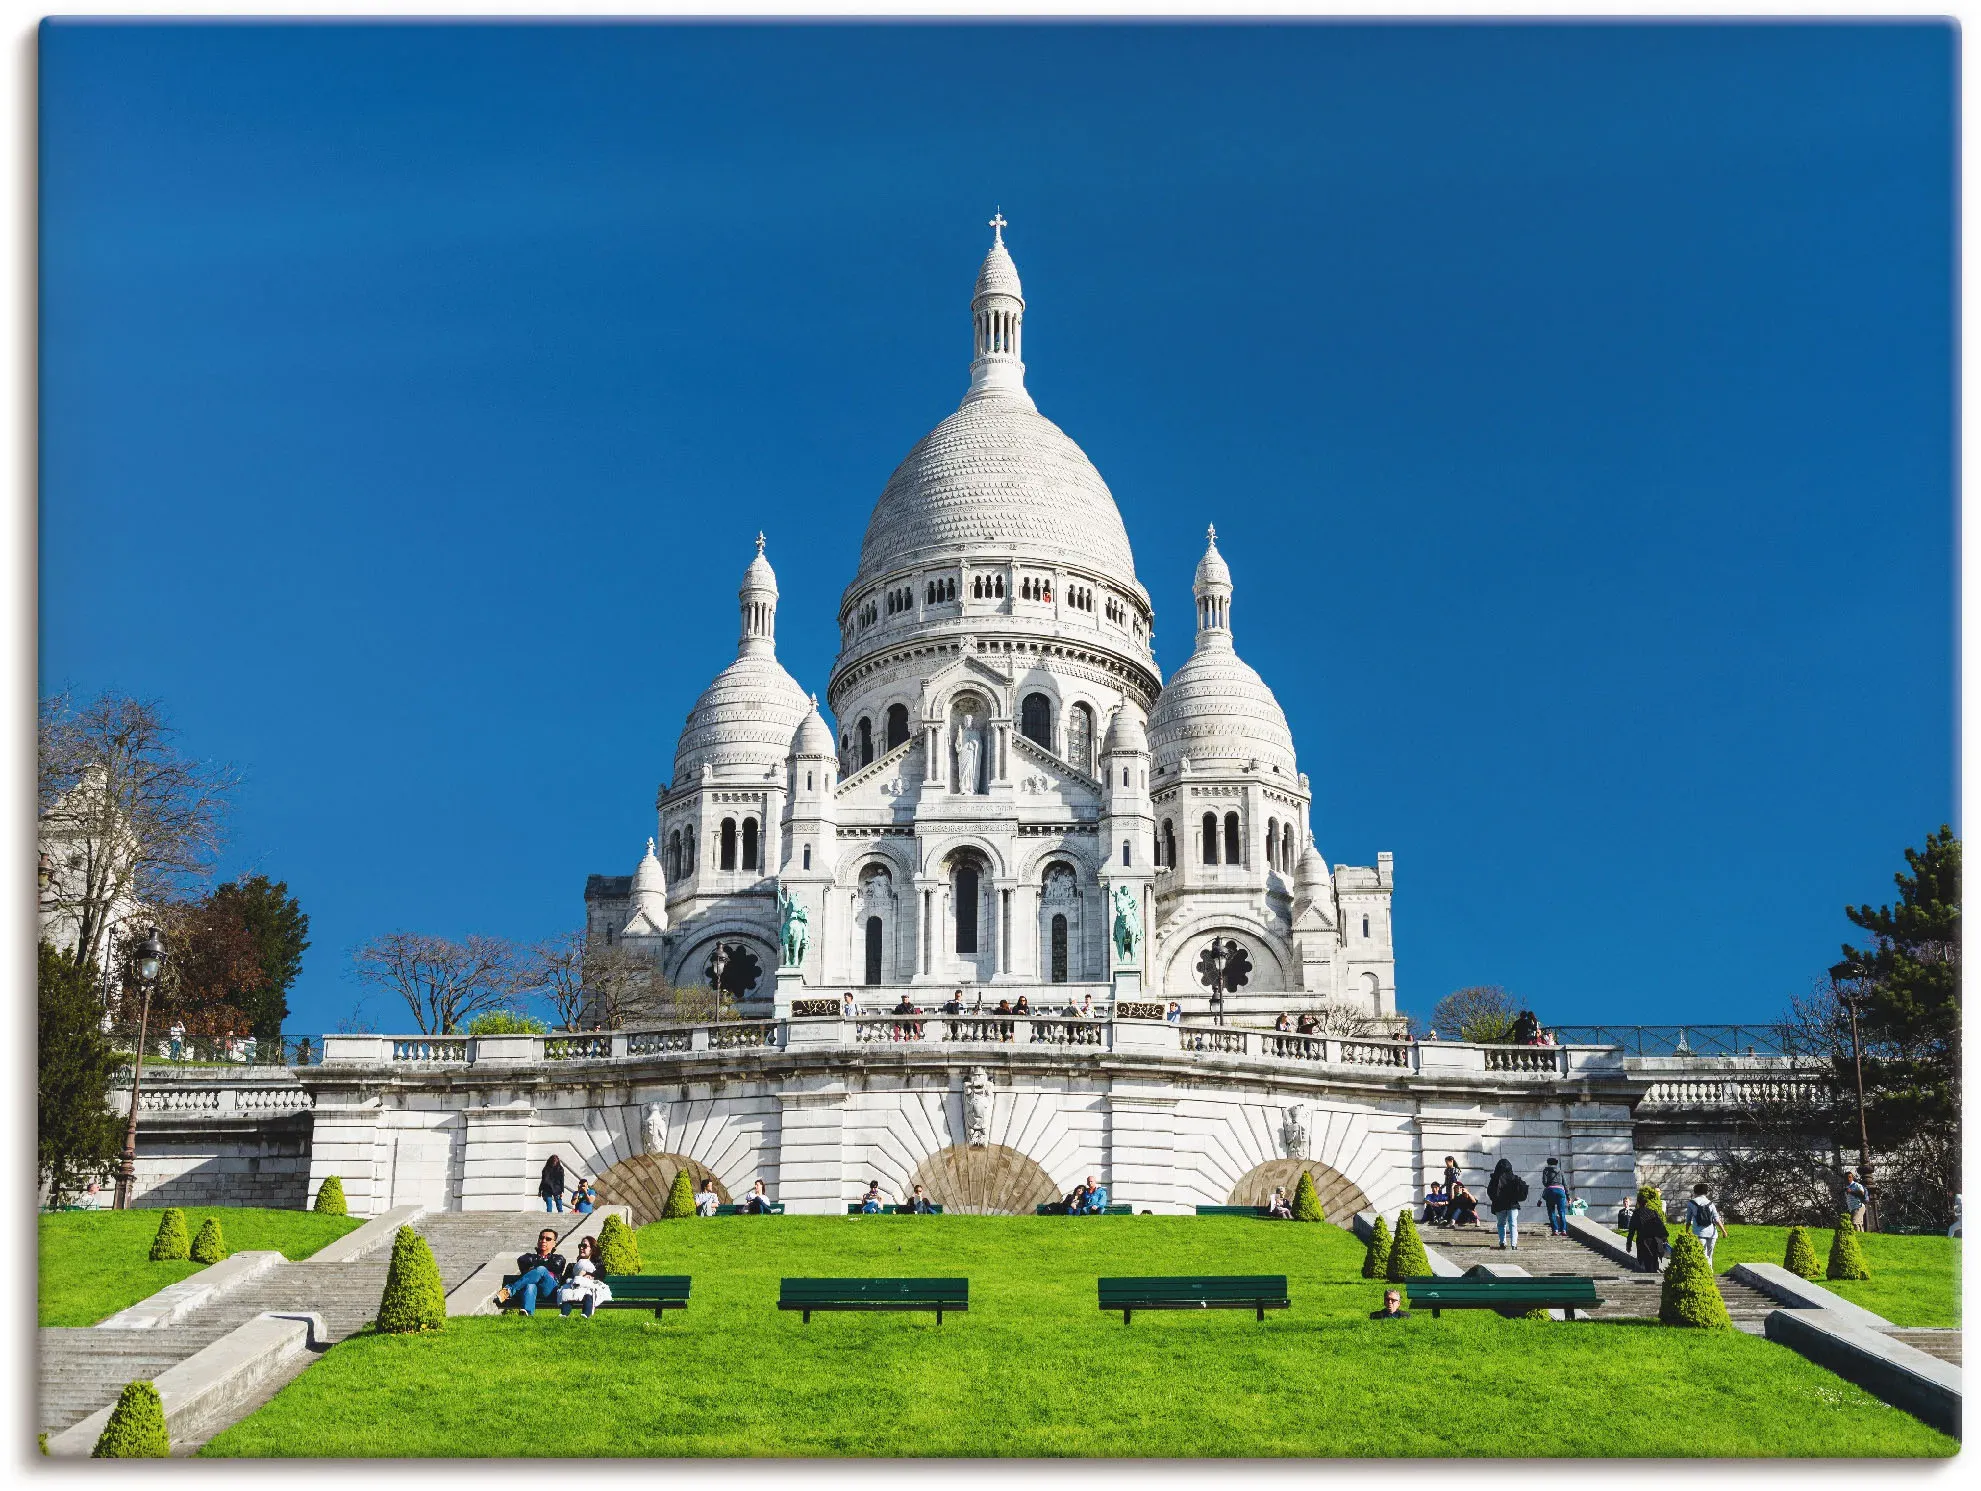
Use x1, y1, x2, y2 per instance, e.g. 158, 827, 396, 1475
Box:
1685, 1183, 1722, 1264
167, 1021, 186, 1061
1487, 1158, 1529, 1250
1443, 1155, 1460, 1200
1844, 1171, 1869, 1231
1540, 1158, 1570, 1237
1627, 1199, 1669, 1272
539, 1155, 567, 1213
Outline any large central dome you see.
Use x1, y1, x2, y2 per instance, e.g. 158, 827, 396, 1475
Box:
847, 224, 1141, 598
855, 399, 1139, 586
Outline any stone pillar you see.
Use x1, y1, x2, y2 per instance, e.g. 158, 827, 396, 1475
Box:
777, 1086, 847, 1214
458, 1102, 536, 1212
1106, 1086, 1179, 1213
990, 720, 1012, 786
307, 1098, 385, 1217
1565, 1114, 1637, 1218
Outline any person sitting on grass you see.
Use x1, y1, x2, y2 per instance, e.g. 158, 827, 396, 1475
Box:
695, 1178, 720, 1217
1447, 1183, 1481, 1228
860, 1181, 885, 1214
1369, 1288, 1409, 1321
557, 1236, 613, 1319
495, 1227, 567, 1316
1078, 1176, 1109, 1213
1422, 1183, 1448, 1226
907, 1183, 937, 1215
745, 1179, 772, 1214
1266, 1186, 1293, 1220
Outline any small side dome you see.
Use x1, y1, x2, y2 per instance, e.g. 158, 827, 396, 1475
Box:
1102, 706, 1148, 757
1295, 844, 1330, 897
632, 837, 666, 895
791, 695, 836, 758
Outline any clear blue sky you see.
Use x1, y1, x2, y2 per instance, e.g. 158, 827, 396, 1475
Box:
40, 21, 1956, 1035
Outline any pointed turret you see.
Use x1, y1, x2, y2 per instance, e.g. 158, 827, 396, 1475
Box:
623, 836, 670, 936
739, 532, 779, 656
964, 212, 1034, 409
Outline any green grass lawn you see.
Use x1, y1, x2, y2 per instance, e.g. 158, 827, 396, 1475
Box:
39, 1206, 364, 1327
1710, 1225, 1961, 1328
202, 1216, 1953, 1458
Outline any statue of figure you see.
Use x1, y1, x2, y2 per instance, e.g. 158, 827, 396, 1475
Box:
1281, 1102, 1308, 1160
707, 944, 730, 993
1109, 883, 1143, 965
777, 888, 810, 969
642, 1101, 668, 1156
963, 1066, 993, 1148
954, 714, 983, 795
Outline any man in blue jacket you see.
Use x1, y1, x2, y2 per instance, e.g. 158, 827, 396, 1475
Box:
1078, 1176, 1109, 1213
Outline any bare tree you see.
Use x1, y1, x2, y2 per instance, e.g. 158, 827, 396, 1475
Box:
1429, 984, 1517, 1043
1302, 1000, 1386, 1039
581, 940, 669, 1029
516, 931, 587, 1030
38, 692, 241, 991
352, 932, 518, 1034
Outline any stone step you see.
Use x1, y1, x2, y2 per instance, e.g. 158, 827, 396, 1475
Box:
38, 1330, 191, 1434
1888, 1329, 1962, 1365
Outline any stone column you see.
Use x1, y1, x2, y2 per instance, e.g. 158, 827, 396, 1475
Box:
458, 1101, 536, 1212
991, 720, 1012, 786
1565, 1113, 1637, 1218
777, 1085, 847, 1215
307, 1097, 385, 1217
1106, 1085, 1180, 1213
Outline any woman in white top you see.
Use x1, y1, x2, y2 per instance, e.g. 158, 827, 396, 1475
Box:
557, 1236, 613, 1318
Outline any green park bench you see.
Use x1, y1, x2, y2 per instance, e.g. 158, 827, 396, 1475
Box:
1098, 1274, 1290, 1325
499, 1273, 691, 1319
779, 1277, 968, 1324
845, 1203, 944, 1214
1401, 1275, 1604, 1320
713, 1202, 786, 1215
1193, 1204, 1274, 1217
1035, 1203, 1133, 1215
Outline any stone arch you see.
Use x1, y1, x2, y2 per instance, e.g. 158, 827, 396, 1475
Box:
1226, 1157, 1370, 1224
919, 832, 1010, 880
1155, 914, 1291, 994
594, 1152, 731, 1225
669, 930, 775, 998
908, 1143, 1062, 1215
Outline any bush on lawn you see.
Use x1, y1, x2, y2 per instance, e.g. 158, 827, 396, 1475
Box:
148, 1208, 189, 1261
1291, 1171, 1325, 1222
1659, 1230, 1733, 1329
660, 1168, 698, 1219
374, 1226, 445, 1334
313, 1176, 347, 1216
1635, 1185, 1665, 1220
1827, 1214, 1872, 1281
190, 1216, 228, 1264
1783, 1226, 1822, 1280
1386, 1210, 1431, 1281
92, 1381, 169, 1457
1361, 1215, 1392, 1278
597, 1213, 641, 1275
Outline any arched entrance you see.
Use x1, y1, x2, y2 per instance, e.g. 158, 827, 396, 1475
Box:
909, 1143, 1061, 1215
1226, 1158, 1371, 1225
594, 1152, 731, 1225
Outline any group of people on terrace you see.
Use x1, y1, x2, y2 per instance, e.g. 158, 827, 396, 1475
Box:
1420, 1155, 1584, 1248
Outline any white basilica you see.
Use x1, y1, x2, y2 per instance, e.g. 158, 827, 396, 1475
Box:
585, 222, 1397, 1022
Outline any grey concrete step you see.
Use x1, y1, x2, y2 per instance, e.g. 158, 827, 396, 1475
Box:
39, 1331, 190, 1434
1888, 1329, 1962, 1365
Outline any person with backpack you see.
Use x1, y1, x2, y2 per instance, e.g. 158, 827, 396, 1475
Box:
1486, 1158, 1529, 1250
1540, 1158, 1570, 1236
1686, 1183, 1723, 1264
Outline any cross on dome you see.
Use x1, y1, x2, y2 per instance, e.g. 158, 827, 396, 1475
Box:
989, 211, 1007, 243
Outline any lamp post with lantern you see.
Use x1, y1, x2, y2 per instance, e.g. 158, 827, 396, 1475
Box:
112, 927, 166, 1211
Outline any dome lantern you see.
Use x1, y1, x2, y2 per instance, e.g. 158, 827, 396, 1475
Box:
1194, 525, 1234, 643
965, 212, 1033, 410
739, 532, 778, 655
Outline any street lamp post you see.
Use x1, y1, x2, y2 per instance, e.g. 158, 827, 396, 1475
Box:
112, 927, 166, 1211
1840, 978, 1878, 1233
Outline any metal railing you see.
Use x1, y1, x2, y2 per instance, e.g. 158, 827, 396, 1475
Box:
111, 1032, 324, 1070
1549, 1025, 1814, 1058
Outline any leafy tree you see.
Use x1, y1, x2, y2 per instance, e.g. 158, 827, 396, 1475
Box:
313, 1176, 347, 1215
1361, 1215, 1392, 1278
191, 1216, 227, 1263
1659, 1231, 1733, 1328
1291, 1170, 1325, 1222
1386, 1211, 1431, 1281
92, 1381, 169, 1457
1429, 985, 1516, 1043
465, 1010, 548, 1035
209, 875, 310, 1043
37, 942, 122, 1204
375, 1226, 446, 1333
1826, 1214, 1872, 1281
149, 1208, 190, 1261
670, 983, 738, 1025
352, 932, 519, 1035
660, 1169, 698, 1219
597, 1213, 641, 1274
1783, 1226, 1821, 1280
143, 896, 262, 1041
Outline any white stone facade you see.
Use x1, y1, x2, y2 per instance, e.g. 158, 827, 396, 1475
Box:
585, 222, 1395, 1022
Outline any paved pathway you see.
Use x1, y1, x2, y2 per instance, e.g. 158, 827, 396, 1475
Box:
38, 1210, 589, 1443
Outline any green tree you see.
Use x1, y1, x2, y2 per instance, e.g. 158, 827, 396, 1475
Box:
149, 1208, 190, 1261
1386, 1211, 1431, 1281
660, 1169, 698, 1219
597, 1213, 641, 1274
1783, 1226, 1821, 1280
1361, 1215, 1392, 1278
312, 1176, 347, 1215
190, 1216, 227, 1264
1291, 1171, 1325, 1222
1659, 1230, 1733, 1328
1827, 1214, 1872, 1280
1428, 985, 1516, 1043
37, 942, 122, 1204
209, 875, 310, 1044
1828, 827, 1960, 1231
92, 1381, 170, 1457
465, 1010, 548, 1035
375, 1226, 446, 1333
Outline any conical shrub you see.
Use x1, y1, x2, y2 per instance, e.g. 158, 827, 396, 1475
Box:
1361, 1215, 1392, 1278
1291, 1171, 1325, 1222
660, 1168, 698, 1219
374, 1226, 445, 1334
1659, 1230, 1733, 1328
1827, 1213, 1872, 1281
1783, 1226, 1822, 1280
1386, 1210, 1431, 1281
148, 1208, 189, 1262
1635, 1185, 1665, 1220
190, 1216, 227, 1264
92, 1380, 169, 1457
313, 1175, 347, 1215
596, 1213, 641, 1275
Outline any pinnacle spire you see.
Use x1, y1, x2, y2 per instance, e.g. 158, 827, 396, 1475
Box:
1193, 524, 1234, 642
966, 213, 1031, 409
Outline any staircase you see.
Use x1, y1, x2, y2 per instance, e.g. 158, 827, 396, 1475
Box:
38, 1209, 594, 1441
1424, 1218, 1781, 1330
1888, 1329, 1962, 1366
